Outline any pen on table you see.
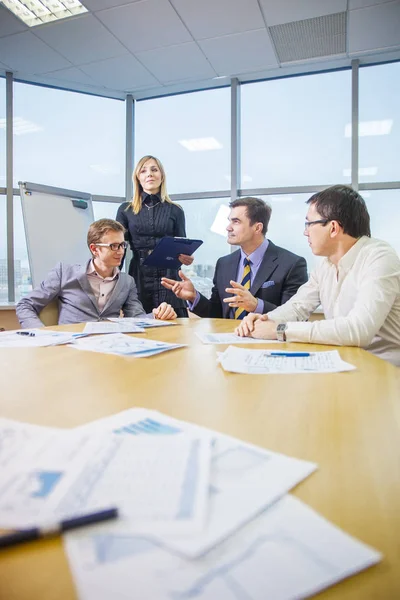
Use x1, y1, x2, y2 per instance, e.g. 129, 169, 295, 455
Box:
16, 331, 36, 337
269, 352, 311, 357
0, 507, 118, 550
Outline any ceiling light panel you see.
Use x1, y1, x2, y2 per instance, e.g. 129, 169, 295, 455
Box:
1, 0, 87, 27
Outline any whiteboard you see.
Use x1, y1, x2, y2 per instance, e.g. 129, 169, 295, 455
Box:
20, 182, 94, 287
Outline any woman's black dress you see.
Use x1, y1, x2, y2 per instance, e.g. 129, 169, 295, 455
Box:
116, 194, 188, 317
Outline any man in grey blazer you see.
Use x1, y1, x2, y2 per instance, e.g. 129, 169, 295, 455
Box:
161, 197, 308, 319
16, 219, 176, 328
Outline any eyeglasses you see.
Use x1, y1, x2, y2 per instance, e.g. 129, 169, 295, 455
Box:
304, 219, 329, 230
95, 242, 128, 251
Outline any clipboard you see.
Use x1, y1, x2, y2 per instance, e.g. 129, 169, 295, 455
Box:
142, 237, 203, 269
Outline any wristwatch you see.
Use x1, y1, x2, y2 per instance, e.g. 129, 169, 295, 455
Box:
276, 323, 288, 342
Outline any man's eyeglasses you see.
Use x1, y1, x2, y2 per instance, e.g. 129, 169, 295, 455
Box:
304, 219, 329, 230
95, 242, 128, 251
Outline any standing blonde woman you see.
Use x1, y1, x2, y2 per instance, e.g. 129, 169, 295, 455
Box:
116, 155, 193, 317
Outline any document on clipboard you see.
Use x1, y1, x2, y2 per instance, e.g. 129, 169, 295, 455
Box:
142, 237, 203, 269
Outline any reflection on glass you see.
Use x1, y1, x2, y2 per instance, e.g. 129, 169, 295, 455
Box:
13, 196, 32, 302
13, 82, 125, 195
359, 62, 400, 183
135, 88, 230, 194
241, 70, 351, 188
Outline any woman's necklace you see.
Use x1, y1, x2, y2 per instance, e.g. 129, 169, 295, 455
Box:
144, 201, 160, 210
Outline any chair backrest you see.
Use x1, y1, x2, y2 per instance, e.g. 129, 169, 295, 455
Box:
39, 299, 59, 326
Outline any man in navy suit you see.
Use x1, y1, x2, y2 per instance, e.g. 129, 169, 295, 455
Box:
161, 197, 308, 319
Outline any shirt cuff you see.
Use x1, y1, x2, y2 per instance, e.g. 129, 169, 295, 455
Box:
255, 299, 264, 314
187, 291, 200, 311
285, 321, 313, 343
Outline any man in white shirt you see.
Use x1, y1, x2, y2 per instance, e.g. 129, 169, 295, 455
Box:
17, 219, 176, 328
236, 185, 400, 367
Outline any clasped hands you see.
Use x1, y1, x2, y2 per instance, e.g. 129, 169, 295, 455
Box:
152, 302, 177, 320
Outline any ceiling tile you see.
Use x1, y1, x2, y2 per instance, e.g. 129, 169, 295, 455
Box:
0, 5, 29, 37
349, 1, 400, 54
170, 0, 264, 39
96, 0, 192, 53
199, 29, 278, 75
349, 0, 393, 8
136, 42, 216, 83
259, 0, 347, 26
82, 0, 142, 10
79, 53, 159, 89
34, 14, 126, 65
41, 66, 97, 85
0, 32, 71, 74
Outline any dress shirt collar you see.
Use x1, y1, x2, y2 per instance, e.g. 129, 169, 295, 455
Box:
87, 259, 119, 280
332, 236, 370, 273
142, 192, 162, 206
240, 238, 269, 268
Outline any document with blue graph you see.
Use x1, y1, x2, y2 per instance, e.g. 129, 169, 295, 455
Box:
72, 408, 317, 557
0, 419, 211, 534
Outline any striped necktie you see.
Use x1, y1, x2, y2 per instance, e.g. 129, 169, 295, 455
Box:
234, 258, 251, 320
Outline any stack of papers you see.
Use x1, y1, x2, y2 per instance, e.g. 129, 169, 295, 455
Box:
109, 317, 178, 328
218, 346, 356, 374
0, 329, 86, 348
69, 333, 185, 357
197, 332, 281, 344
62, 409, 380, 600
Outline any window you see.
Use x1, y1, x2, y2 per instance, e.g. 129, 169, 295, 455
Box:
0, 196, 7, 303
93, 200, 121, 222
363, 190, 400, 257
13, 83, 125, 196
359, 63, 400, 184
14, 195, 32, 301
135, 88, 230, 194
0, 77, 5, 187
179, 197, 231, 298
241, 70, 352, 189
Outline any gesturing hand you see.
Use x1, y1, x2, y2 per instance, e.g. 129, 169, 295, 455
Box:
161, 270, 196, 303
223, 280, 258, 313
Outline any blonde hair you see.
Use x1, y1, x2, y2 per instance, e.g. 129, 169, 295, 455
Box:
129, 155, 174, 215
87, 219, 125, 255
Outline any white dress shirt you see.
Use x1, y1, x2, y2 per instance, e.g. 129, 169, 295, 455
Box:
267, 237, 400, 366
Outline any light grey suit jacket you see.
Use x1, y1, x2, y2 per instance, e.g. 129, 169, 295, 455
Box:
16, 260, 146, 328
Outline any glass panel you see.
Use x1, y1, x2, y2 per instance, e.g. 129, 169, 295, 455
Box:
241, 70, 352, 188
0, 76, 5, 188
179, 197, 231, 298
93, 201, 121, 221
14, 196, 32, 301
135, 88, 230, 194
0, 195, 7, 303
363, 189, 400, 257
13, 82, 125, 195
359, 62, 400, 183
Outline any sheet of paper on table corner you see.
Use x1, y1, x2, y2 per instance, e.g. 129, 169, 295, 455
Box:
218, 346, 356, 374
108, 317, 178, 328
72, 407, 317, 558
63, 492, 382, 600
0, 329, 87, 348
68, 333, 185, 357
196, 332, 282, 344
0, 423, 211, 535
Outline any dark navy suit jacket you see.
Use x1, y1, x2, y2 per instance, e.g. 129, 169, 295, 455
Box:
193, 241, 308, 318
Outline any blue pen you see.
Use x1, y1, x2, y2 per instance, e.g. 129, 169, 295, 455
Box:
0, 507, 118, 550
269, 352, 310, 357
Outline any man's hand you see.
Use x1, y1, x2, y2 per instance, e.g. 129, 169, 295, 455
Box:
235, 313, 267, 337
223, 280, 258, 313
251, 319, 278, 340
161, 271, 196, 302
152, 302, 177, 320
178, 254, 194, 266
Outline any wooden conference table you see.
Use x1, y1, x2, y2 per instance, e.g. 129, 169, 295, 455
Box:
0, 318, 399, 600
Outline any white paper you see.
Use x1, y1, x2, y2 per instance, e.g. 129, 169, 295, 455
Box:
196, 332, 281, 344
64, 494, 381, 600
219, 346, 356, 374
109, 317, 178, 328
83, 321, 145, 334
69, 333, 185, 357
75, 408, 316, 557
0, 329, 86, 348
